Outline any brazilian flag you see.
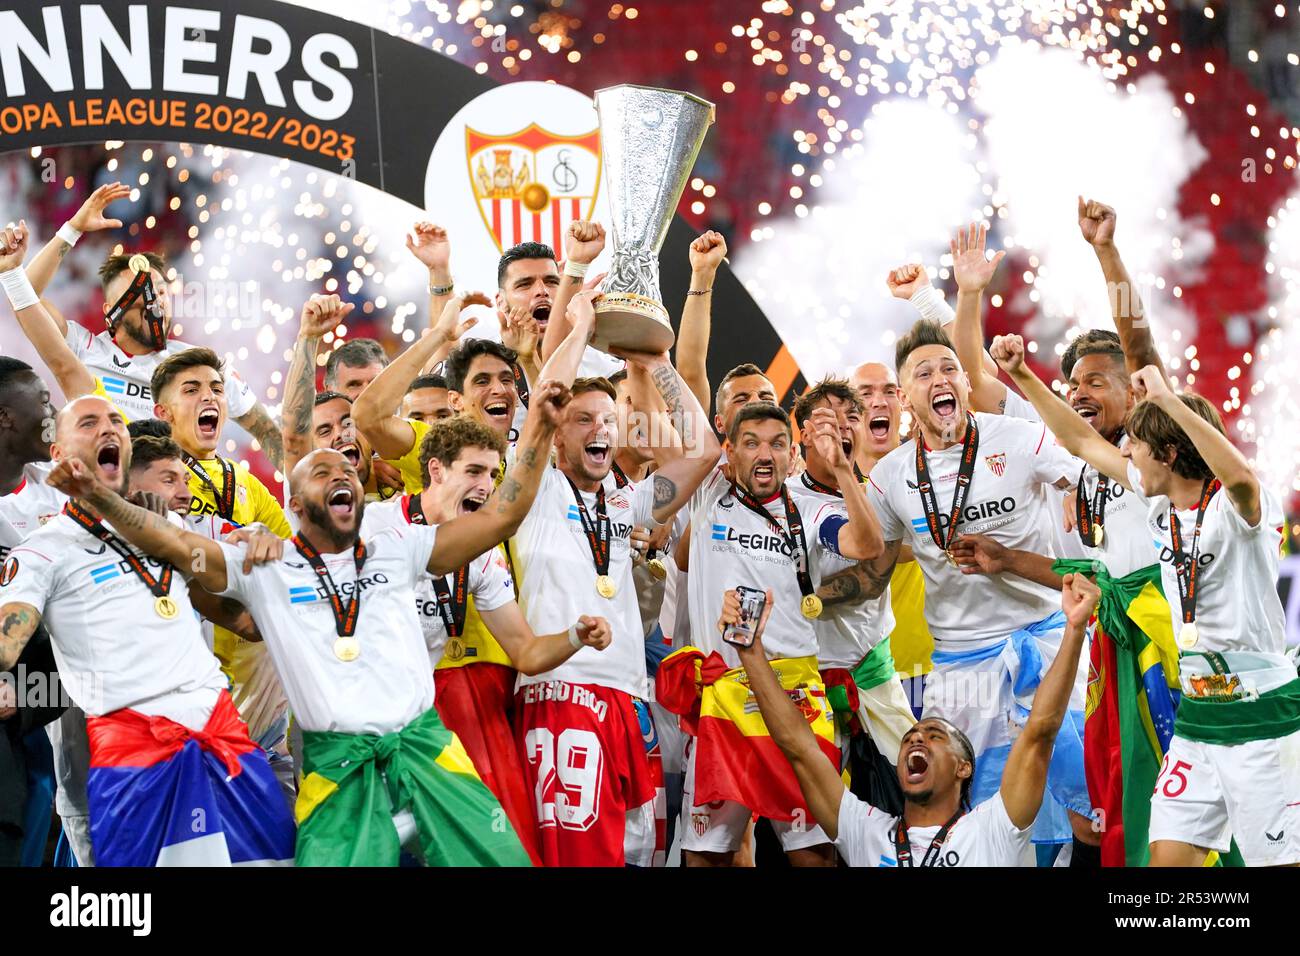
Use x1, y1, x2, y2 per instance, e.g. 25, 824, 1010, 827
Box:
294, 706, 532, 867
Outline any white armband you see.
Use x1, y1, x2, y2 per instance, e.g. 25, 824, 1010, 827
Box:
0, 268, 39, 311
56, 222, 83, 247
567, 624, 584, 649
563, 259, 590, 279
911, 284, 956, 326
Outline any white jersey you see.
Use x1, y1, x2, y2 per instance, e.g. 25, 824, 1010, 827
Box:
688, 467, 848, 668
836, 791, 1031, 867
361, 495, 515, 666
0, 461, 66, 560
1128, 463, 1287, 657
1072, 440, 1156, 578
67, 323, 258, 423
218, 523, 439, 735
511, 467, 655, 698
867, 413, 1082, 647
0, 512, 225, 729
1001, 387, 1042, 424
787, 473, 894, 669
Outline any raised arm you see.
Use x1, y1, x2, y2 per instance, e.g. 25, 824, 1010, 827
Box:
25, 182, 131, 323
730, 590, 844, 839
353, 292, 484, 460
1000, 572, 1096, 828
426, 380, 565, 574
477, 604, 611, 675
1078, 198, 1166, 381
805, 407, 883, 561
45, 457, 231, 593
0, 222, 95, 398
950, 223, 1010, 414
1133, 366, 1260, 524
281, 294, 353, 476
677, 230, 726, 410
405, 221, 455, 331
539, 221, 605, 364
888, 263, 1001, 380
537, 289, 598, 388
234, 404, 285, 473
611, 350, 721, 524
991, 334, 1130, 487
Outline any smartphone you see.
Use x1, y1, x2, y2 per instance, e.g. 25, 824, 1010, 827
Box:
723, 586, 767, 648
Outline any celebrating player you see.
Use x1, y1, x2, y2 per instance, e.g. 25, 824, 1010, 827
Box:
723, 570, 1096, 866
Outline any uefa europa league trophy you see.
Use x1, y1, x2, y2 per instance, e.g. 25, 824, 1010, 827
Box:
590, 85, 716, 354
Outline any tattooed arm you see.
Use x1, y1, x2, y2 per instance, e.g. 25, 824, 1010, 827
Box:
236, 403, 285, 472
614, 352, 721, 524
0, 603, 42, 672
46, 458, 231, 593
189, 590, 261, 642
280, 295, 348, 478
817, 542, 901, 608
426, 380, 567, 574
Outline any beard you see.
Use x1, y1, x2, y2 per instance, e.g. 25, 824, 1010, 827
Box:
301, 495, 364, 550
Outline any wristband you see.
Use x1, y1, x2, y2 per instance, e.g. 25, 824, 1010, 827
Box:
427, 279, 454, 296
0, 268, 39, 311
56, 222, 83, 247
563, 259, 590, 279
686, 287, 712, 296
911, 284, 956, 326
568, 624, 584, 650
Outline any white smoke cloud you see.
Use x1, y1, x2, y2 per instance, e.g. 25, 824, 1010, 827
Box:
975, 41, 1211, 356
1247, 192, 1300, 498
735, 98, 984, 381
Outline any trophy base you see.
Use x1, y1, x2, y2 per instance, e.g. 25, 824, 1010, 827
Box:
591, 293, 676, 355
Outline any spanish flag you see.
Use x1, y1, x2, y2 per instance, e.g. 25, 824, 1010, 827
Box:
1054, 560, 1180, 867
657, 649, 839, 821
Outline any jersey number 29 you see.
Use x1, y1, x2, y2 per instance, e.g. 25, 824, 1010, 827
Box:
526, 728, 603, 831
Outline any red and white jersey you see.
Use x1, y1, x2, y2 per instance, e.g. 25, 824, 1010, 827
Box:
511, 467, 656, 699
867, 413, 1081, 647
361, 495, 515, 666
787, 473, 894, 669
687, 466, 849, 668
68, 323, 258, 423
0, 461, 66, 561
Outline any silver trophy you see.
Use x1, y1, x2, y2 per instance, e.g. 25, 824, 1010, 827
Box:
590, 85, 715, 354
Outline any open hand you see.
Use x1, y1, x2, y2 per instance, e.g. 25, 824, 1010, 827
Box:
70, 182, 130, 233
950, 222, 1005, 294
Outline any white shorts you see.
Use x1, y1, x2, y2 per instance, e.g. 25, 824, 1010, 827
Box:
678, 736, 829, 855
1148, 727, 1300, 866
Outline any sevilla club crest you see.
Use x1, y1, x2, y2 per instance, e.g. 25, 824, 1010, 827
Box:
984, 453, 1007, 477
465, 123, 601, 254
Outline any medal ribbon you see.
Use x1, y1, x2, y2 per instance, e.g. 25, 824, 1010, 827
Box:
730, 483, 815, 603
800, 471, 841, 498
914, 413, 979, 555
182, 452, 236, 521
403, 493, 428, 526
65, 501, 173, 599
563, 473, 611, 578
430, 565, 470, 638
104, 268, 167, 348
292, 533, 367, 638
1169, 478, 1220, 628
610, 461, 630, 489
511, 361, 530, 409
893, 810, 964, 868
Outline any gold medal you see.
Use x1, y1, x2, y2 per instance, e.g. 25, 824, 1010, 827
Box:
333, 636, 361, 662
801, 594, 823, 619
596, 574, 617, 599
945, 550, 958, 567
1177, 621, 1199, 651
647, 557, 668, 580
154, 595, 178, 620
1092, 525, 1104, 547
445, 638, 465, 662
128, 253, 151, 274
